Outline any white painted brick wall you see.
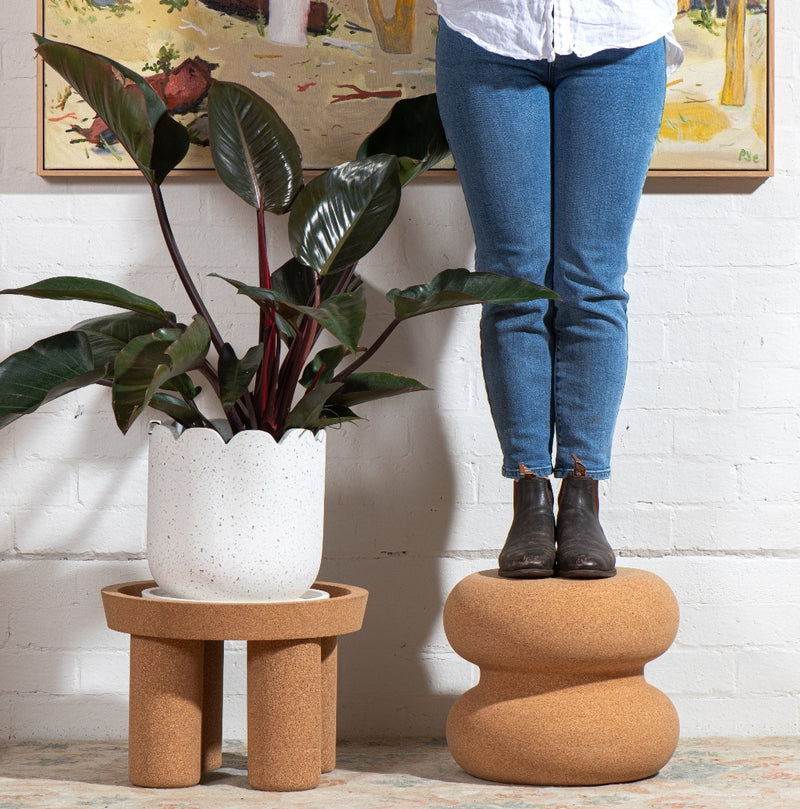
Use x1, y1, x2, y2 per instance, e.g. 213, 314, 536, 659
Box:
1, 4, 799, 742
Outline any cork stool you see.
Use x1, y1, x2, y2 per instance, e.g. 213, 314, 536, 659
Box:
443, 568, 679, 786
101, 580, 368, 792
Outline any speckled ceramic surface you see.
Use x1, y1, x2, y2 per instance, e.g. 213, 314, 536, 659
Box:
140, 586, 330, 603
147, 425, 326, 602
0, 738, 797, 808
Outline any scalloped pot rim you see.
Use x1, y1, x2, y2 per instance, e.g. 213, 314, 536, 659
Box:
148, 422, 326, 450
146, 421, 326, 601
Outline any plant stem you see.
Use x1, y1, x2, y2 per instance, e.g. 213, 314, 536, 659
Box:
269, 281, 321, 432
151, 182, 256, 432
150, 183, 226, 356
254, 206, 280, 431
332, 318, 402, 383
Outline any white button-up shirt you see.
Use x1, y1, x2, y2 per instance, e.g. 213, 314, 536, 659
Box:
436, 0, 683, 73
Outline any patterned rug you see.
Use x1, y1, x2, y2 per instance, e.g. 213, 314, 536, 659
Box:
0, 737, 798, 808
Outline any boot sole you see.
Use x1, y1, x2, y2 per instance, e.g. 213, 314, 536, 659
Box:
557, 568, 617, 579
498, 567, 555, 579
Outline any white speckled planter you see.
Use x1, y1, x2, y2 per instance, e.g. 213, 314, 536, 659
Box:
146, 424, 326, 602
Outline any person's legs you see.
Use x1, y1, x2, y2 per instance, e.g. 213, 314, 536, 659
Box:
436, 23, 666, 578
549, 39, 667, 578
549, 39, 667, 480
436, 19, 556, 479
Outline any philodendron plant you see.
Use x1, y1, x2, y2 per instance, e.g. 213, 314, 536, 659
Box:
0, 37, 556, 440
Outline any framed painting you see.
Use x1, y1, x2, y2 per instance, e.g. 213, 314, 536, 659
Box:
37, 0, 441, 176
650, 0, 772, 177
37, 1, 772, 178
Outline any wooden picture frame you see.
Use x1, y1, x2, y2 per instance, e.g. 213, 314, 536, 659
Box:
37, 1, 772, 179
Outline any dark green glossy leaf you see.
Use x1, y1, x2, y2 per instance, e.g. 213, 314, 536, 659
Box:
160, 372, 202, 403
111, 317, 210, 433
209, 80, 303, 213
387, 268, 558, 319
149, 392, 206, 429
358, 93, 450, 185
0, 332, 106, 429
269, 258, 319, 343
328, 372, 429, 407
296, 288, 366, 354
218, 342, 264, 408
271, 258, 317, 306
34, 35, 189, 184
151, 107, 193, 186
289, 156, 401, 275
1, 277, 173, 320
212, 272, 299, 326
311, 403, 360, 428
72, 311, 178, 372
286, 382, 342, 431
219, 278, 366, 353
300, 345, 350, 387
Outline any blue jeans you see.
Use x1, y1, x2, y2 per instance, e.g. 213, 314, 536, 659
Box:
436, 20, 666, 479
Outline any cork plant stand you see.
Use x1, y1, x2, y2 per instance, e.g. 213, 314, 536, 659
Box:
443, 568, 680, 786
101, 580, 368, 792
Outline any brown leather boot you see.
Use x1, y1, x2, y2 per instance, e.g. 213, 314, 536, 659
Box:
555, 456, 616, 579
498, 464, 556, 579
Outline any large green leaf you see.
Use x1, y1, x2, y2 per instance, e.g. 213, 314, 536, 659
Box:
210, 272, 300, 343
149, 392, 206, 429
72, 312, 178, 371
300, 345, 350, 387
111, 317, 210, 432
218, 342, 264, 408
307, 403, 360, 428
387, 269, 559, 320
1, 277, 174, 320
218, 277, 366, 353
327, 372, 429, 407
0, 332, 107, 429
271, 258, 317, 306
358, 93, 450, 185
288, 156, 401, 275
34, 35, 189, 184
208, 81, 303, 213
159, 373, 202, 404
286, 382, 343, 431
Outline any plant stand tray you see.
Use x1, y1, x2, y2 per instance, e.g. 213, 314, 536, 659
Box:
101, 580, 369, 792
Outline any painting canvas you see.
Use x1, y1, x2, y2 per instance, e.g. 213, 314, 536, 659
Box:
38, 1, 771, 177
651, 0, 771, 175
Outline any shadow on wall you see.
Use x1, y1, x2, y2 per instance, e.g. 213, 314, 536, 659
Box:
320, 321, 460, 737
0, 556, 150, 740
320, 194, 480, 737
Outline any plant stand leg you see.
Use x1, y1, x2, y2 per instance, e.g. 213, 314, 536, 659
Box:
247, 638, 322, 791
320, 636, 338, 773
128, 635, 204, 788
202, 640, 224, 772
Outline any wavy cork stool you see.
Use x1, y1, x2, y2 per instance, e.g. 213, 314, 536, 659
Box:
102, 580, 368, 792
443, 568, 679, 786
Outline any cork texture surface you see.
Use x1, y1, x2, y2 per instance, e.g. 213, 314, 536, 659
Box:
102, 581, 368, 792
102, 581, 368, 640
443, 568, 680, 786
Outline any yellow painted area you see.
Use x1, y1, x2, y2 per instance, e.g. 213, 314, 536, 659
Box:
750, 62, 768, 144
659, 101, 730, 144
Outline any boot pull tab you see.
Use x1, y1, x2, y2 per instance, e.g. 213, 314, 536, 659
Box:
518, 462, 538, 479
571, 455, 587, 478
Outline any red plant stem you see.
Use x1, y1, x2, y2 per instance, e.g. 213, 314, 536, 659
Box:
332, 318, 402, 383
150, 183, 253, 433
150, 184, 226, 355
253, 206, 274, 426
269, 282, 321, 432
